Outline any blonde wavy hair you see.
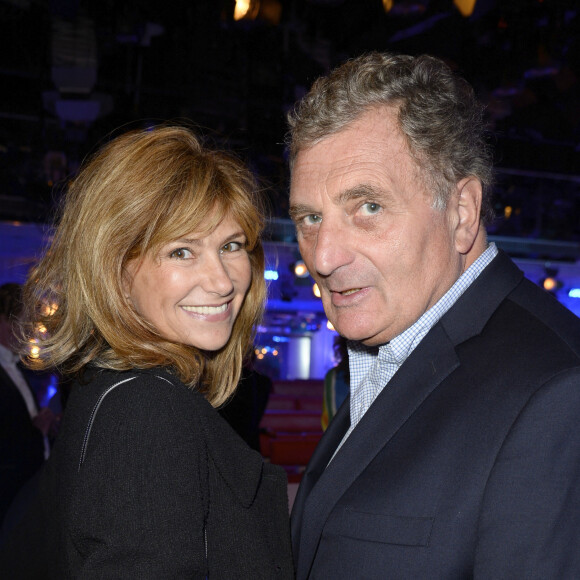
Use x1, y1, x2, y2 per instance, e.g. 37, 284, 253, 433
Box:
21, 125, 266, 407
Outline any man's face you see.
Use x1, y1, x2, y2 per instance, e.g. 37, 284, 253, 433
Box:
290, 107, 465, 346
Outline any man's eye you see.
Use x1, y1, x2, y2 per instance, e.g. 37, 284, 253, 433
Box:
221, 241, 243, 253
169, 248, 193, 259
304, 214, 322, 225
360, 202, 381, 215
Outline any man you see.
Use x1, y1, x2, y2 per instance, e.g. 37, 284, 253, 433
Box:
288, 52, 580, 578
0, 283, 54, 528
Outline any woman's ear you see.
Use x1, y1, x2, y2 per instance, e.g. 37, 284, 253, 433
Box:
121, 263, 134, 300
454, 177, 483, 255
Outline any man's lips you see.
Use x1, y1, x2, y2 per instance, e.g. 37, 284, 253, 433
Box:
337, 288, 361, 296
329, 287, 363, 296
328, 286, 369, 305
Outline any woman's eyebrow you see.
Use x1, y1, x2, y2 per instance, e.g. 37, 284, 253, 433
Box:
175, 230, 246, 244
221, 230, 247, 243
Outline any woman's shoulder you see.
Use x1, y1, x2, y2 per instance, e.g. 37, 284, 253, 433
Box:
66, 367, 210, 425
76, 366, 201, 397
59, 367, 214, 464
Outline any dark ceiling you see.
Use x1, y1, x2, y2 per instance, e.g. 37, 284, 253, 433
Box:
1, 0, 579, 241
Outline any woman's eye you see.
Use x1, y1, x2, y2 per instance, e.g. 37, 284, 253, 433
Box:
169, 248, 193, 259
360, 202, 381, 215
221, 241, 243, 253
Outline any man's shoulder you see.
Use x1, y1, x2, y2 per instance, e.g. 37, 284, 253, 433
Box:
507, 275, 580, 349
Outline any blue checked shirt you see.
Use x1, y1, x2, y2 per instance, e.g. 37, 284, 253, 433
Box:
334, 243, 498, 455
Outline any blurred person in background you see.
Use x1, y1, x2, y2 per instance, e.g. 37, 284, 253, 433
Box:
321, 335, 349, 431
0, 283, 56, 531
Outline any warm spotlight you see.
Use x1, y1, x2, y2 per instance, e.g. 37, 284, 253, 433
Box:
541, 267, 562, 293
454, 0, 477, 17
28, 339, 40, 359
234, 0, 260, 21
294, 260, 309, 278
312, 283, 321, 298
42, 302, 59, 316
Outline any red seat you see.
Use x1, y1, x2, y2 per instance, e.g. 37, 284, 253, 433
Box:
260, 410, 322, 432
269, 436, 321, 466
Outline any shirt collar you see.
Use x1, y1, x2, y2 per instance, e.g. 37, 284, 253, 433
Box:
348, 243, 498, 384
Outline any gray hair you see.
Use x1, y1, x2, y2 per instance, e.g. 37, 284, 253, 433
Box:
286, 52, 494, 224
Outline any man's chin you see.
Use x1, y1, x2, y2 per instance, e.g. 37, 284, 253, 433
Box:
329, 322, 379, 346
332, 322, 393, 347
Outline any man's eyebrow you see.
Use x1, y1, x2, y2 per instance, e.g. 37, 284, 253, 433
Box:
288, 204, 316, 221
289, 184, 387, 221
337, 184, 385, 205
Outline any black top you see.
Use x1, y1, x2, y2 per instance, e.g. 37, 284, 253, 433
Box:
1, 367, 293, 579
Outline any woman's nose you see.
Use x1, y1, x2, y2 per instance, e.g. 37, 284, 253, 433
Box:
202, 256, 235, 296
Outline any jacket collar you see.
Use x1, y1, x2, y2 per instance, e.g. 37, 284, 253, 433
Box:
144, 367, 265, 509
200, 404, 264, 509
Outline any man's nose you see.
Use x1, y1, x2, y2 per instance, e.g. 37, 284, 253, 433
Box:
310, 220, 354, 277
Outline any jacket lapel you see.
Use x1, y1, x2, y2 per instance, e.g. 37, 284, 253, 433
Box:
291, 394, 350, 550
153, 368, 266, 508
200, 398, 265, 508
295, 325, 459, 578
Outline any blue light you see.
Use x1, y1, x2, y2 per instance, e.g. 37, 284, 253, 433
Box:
272, 336, 290, 343
568, 288, 580, 298
264, 269, 279, 281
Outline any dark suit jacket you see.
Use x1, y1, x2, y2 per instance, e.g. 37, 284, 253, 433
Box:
291, 250, 580, 579
0, 364, 44, 525
1, 367, 293, 579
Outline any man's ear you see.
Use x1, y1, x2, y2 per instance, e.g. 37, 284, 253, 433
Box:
454, 177, 482, 255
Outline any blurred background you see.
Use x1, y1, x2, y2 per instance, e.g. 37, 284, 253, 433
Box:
1, 0, 579, 380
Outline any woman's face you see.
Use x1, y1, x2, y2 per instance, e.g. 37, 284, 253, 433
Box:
125, 215, 252, 352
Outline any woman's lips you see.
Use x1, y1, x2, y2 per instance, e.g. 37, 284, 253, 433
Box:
181, 303, 229, 315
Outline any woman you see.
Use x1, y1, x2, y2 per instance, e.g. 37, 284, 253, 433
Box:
0, 126, 294, 578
